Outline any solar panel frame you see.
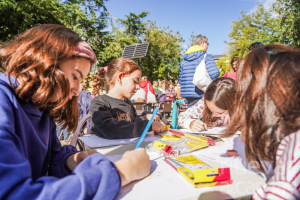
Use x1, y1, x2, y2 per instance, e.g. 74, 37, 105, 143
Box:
121, 43, 149, 59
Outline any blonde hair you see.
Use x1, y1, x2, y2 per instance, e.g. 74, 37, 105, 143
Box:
141, 76, 147, 81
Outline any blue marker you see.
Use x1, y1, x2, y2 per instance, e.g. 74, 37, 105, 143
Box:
135, 107, 159, 149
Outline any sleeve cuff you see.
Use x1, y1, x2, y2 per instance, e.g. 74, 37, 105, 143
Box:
49, 145, 78, 178
184, 119, 195, 129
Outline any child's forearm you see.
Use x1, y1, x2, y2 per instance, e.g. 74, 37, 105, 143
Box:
66, 149, 98, 171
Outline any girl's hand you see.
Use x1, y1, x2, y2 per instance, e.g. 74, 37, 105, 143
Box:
190, 120, 207, 132
146, 114, 161, 122
152, 121, 165, 133
114, 148, 151, 186
66, 149, 98, 171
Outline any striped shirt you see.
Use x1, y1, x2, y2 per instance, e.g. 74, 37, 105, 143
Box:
253, 130, 300, 199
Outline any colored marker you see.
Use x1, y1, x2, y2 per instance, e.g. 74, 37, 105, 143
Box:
135, 107, 159, 149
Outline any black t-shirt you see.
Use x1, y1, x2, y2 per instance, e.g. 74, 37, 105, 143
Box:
89, 94, 150, 139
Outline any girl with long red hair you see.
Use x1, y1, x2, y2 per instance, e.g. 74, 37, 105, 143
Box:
0, 24, 150, 199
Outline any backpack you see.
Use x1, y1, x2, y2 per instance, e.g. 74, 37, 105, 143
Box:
192, 54, 212, 92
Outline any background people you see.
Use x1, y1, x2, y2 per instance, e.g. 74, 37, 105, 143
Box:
222, 57, 241, 81
139, 76, 155, 110
79, 83, 93, 134
131, 87, 146, 102
179, 34, 219, 107
152, 80, 158, 89
165, 82, 177, 101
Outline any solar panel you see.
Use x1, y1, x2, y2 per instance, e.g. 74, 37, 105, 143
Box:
122, 43, 149, 59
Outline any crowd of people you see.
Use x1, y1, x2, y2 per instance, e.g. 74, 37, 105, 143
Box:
0, 24, 299, 200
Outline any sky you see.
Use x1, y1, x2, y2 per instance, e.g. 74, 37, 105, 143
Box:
104, 0, 275, 55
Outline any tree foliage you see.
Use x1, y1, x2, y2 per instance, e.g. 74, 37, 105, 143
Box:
139, 21, 184, 82
216, 57, 231, 77
0, 0, 109, 43
226, 4, 278, 59
95, 11, 149, 66
225, 1, 300, 61
0, 0, 184, 85
272, 0, 300, 48
118, 11, 149, 38
0, 0, 110, 70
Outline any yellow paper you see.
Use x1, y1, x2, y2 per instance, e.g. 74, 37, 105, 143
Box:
152, 141, 167, 150
185, 140, 208, 148
160, 134, 181, 140
175, 155, 206, 165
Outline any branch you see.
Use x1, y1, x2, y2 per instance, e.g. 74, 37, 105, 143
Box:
102, 5, 122, 32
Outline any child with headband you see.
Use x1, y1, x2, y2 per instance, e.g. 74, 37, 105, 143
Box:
0, 24, 150, 199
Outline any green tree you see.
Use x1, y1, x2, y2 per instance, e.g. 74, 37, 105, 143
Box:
1, 0, 66, 41
139, 21, 184, 82
272, 0, 300, 47
118, 11, 149, 38
0, 0, 109, 45
226, 4, 278, 59
216, 57, 231, 77
97, 30, 137, 66
96, 11, 149, 66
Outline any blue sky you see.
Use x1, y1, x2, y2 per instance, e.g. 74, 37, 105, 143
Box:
104, 0, 275, 55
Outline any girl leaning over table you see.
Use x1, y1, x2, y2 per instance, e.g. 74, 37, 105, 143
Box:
223, 44, 300, 200
0, 24, 151, 199
177, 77, 235, 132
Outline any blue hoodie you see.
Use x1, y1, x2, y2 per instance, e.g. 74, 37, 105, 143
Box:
0, 73, 121, 200
179, 46, 219, 98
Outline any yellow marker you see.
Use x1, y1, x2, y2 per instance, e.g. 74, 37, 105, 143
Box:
164, 125, 170, 131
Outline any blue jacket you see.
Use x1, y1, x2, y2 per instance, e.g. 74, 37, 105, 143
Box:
79, 90, 93, 134
179, 47, 219, 98
0, 73, 121, 200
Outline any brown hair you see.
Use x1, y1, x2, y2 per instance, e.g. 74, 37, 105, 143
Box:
0, 24, 87, 132
223, 44, 300, 172
92, 67, 105, 96
231, 57, 240, 69
92, 58, 141, 92
202, 77, 236, 124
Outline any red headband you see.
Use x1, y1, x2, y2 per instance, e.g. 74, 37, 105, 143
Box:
73, 41, 97, 65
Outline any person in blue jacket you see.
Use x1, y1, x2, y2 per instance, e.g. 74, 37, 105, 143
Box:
179, 34, 219, 107
0, 24, 150, 200
79, 83, 93, 135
